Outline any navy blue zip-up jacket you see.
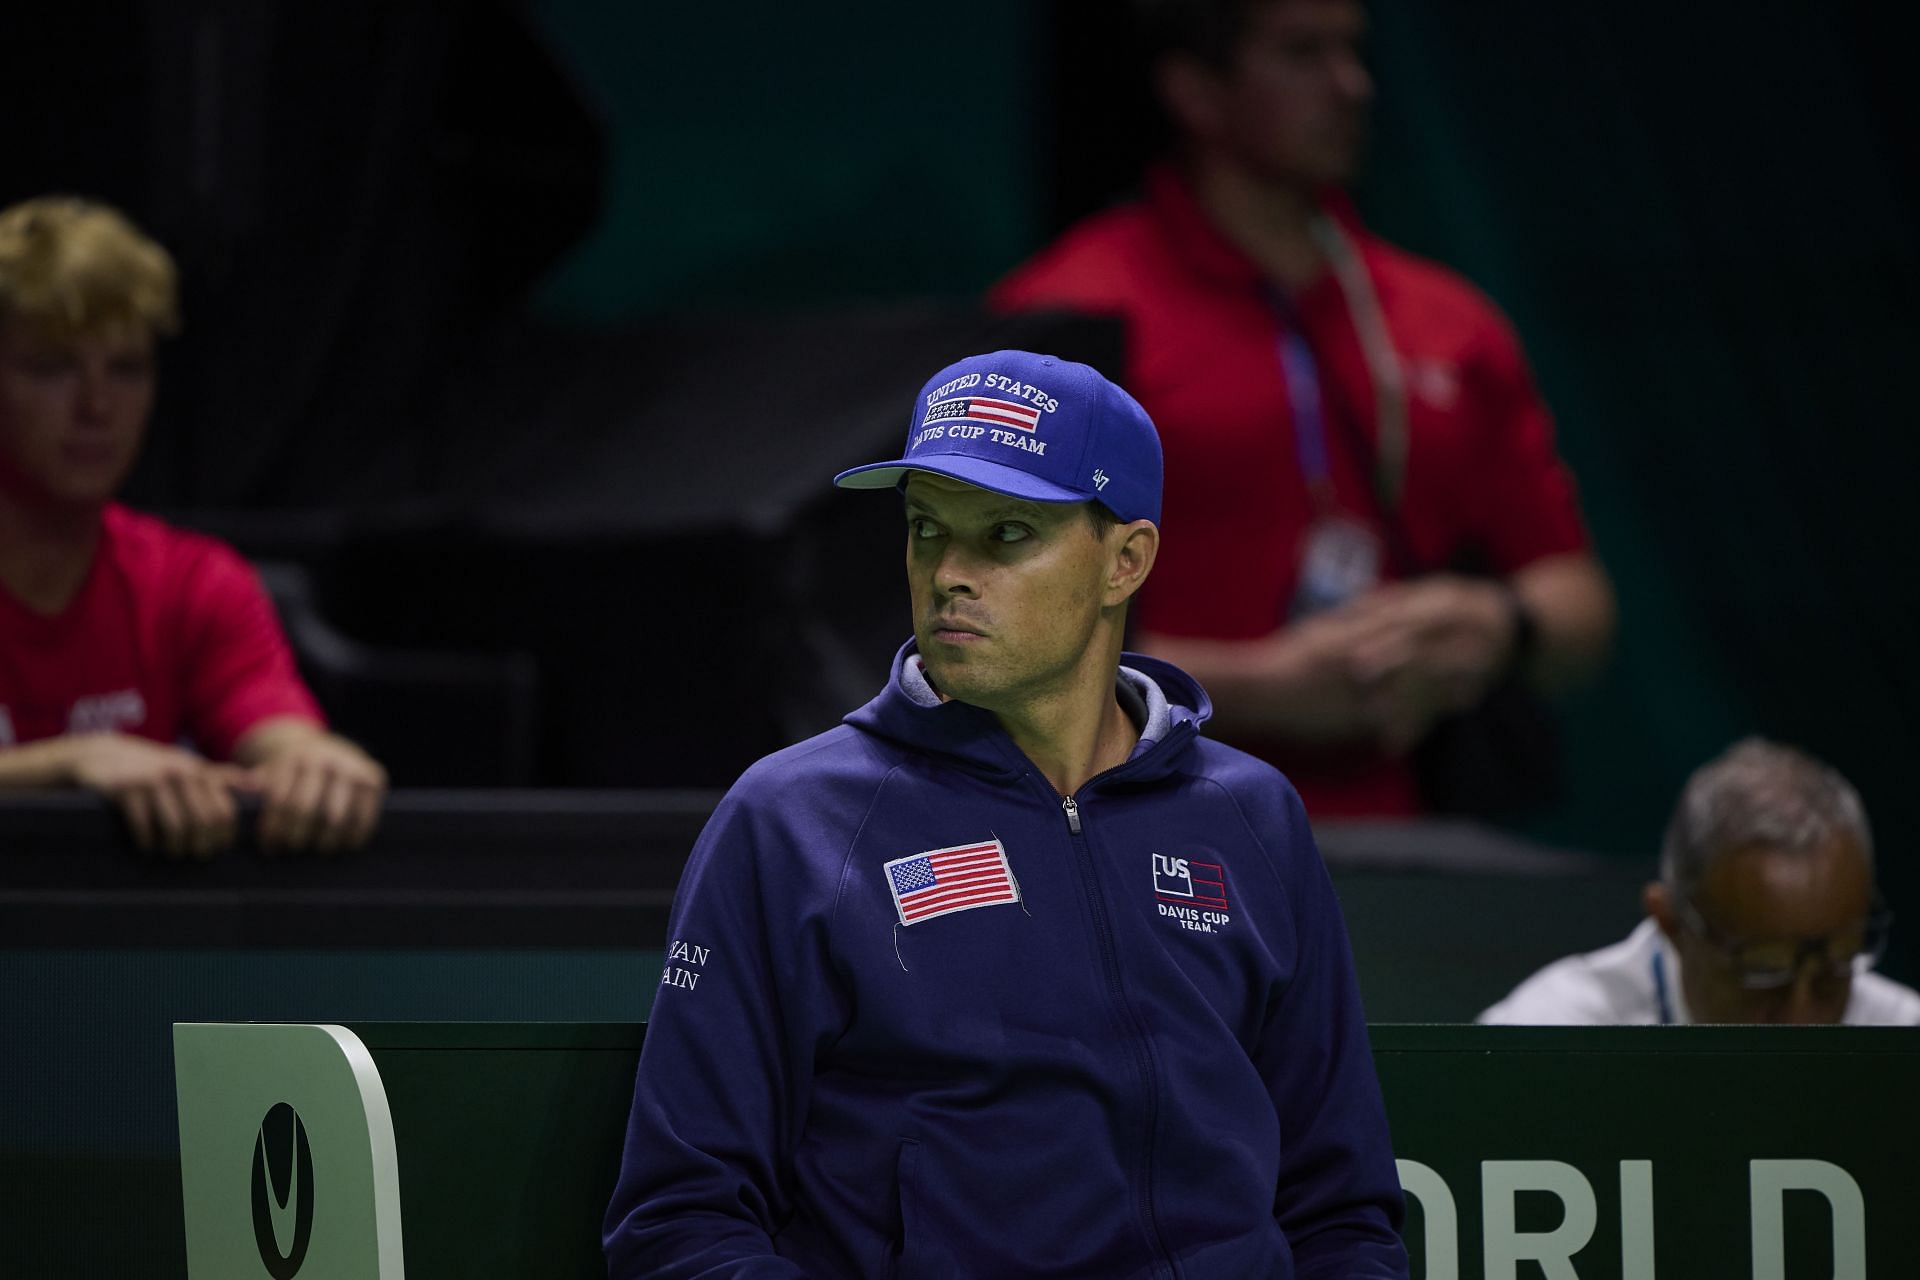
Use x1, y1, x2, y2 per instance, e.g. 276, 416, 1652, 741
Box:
606, 644, 1408, 1278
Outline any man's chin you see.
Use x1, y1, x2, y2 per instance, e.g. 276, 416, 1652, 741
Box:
917, 651, 994, 705
5, 474, 120, 514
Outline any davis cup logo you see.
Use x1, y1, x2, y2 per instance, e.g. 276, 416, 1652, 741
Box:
251, 1102, 315, 1278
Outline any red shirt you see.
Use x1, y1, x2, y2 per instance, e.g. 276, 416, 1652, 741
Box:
993, 167, 1590, 816
0, 504, 322, 761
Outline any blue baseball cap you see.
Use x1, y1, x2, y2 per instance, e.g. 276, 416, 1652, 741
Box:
834, 350, 1162, 525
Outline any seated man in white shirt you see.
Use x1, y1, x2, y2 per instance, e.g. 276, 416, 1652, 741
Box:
1480, 737, 1920, 1025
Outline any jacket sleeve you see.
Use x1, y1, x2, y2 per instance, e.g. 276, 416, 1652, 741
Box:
603, 776, 850, 1279
1254, 782, 1410, 1280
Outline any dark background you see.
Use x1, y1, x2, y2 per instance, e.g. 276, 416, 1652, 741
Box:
4, 0, 1916, 974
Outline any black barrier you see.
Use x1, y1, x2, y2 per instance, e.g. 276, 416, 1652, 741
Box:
1, 787, 1652, 1039
1, 788, 1649, 1020
0, 789, 713, 947
0, 790, 1621, 947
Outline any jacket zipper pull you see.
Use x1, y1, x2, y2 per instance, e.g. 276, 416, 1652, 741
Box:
1062, 795, 1082, 835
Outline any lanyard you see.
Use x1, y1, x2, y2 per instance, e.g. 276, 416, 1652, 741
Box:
1268, 289, 1336, 511
1652, 948, 1675, 1026
1269, 216, 1410, 513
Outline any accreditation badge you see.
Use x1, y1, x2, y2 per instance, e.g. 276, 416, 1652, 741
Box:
1290, 514, 1382, 620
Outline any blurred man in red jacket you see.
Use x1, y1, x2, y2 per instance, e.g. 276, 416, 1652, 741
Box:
997, 0, 1615, 817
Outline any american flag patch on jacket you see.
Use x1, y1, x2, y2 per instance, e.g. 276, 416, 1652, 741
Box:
922, 396, 1043, 433
884, 837, 1019, 926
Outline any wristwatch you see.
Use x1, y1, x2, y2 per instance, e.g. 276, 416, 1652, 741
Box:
1498, 581, 1540, 682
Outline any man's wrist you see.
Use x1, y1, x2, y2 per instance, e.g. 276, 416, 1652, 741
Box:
52, 735, 85, 786
1494, 581, 1540, 681
0, 735, 86, 789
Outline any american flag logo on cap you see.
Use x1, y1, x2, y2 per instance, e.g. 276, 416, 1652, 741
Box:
884, 836, 1020, 926
921, 396, 1043, 434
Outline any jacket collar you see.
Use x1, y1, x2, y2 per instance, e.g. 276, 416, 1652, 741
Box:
843, 639, 1211, 785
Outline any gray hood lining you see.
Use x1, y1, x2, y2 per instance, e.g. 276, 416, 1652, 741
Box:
901, 655, 1172, 760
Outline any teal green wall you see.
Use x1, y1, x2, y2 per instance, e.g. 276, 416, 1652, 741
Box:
529, 1, 1038, 317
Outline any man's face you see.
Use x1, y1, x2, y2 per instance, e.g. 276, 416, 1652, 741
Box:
1669, 837, 1876, 1025
904, 473, 1115, 716
0, 321, 155, 509
1177, 0, 1373, 188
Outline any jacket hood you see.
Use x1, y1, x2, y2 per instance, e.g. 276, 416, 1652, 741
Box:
843, 639, 1213, 784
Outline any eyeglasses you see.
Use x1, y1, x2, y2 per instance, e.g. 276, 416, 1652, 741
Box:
1674, 893, 1892, 991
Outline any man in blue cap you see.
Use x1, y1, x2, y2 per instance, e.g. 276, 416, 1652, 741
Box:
606, 351, 1408, 1278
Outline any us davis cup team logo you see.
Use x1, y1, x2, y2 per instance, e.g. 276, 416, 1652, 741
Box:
909, 372, 1061, 459
1154, 852, 1232, 933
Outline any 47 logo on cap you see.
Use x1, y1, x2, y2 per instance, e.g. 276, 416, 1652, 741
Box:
885, 837, 1020, 926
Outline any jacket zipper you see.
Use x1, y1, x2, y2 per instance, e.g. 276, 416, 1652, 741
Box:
1059, 792, 1177, 1279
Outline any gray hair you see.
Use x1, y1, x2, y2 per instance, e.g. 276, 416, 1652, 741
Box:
1660, 737, 1873, 900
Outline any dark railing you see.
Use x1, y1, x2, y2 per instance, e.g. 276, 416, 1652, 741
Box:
0, 789, 716, 947
1, 789, 1639, 965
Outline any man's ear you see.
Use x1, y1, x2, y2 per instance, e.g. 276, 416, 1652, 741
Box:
1154, 53, 1226, 144
1105, 520, 1160, 608
1643, 881, 1680, 943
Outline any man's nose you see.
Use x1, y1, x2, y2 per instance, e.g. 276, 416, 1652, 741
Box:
932, 544, 981, 598
1776, 966, 1833, 1026
75, 364, 113, 423
1334, 51, 1373, 105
